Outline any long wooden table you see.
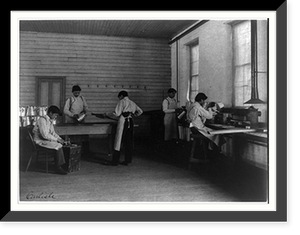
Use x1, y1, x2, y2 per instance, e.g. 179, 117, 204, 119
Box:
54, 119, 117, 156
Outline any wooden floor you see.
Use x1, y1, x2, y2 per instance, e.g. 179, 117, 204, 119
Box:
19, 136, 268, 202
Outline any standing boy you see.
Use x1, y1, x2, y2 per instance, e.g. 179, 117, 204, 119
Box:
63, 85, 90, 155
162, 88, 180, 141
104, 91, 143, 166
63, 85, 89, 123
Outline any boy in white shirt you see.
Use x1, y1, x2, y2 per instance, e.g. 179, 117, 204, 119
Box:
63, 85, 89, 123
162, 88, 180, 141
187, 92, 225, 150
104, 91, 143, 166
33, 105, 67, 175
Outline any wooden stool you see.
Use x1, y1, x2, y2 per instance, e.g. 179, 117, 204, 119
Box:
188, 133, 209, 170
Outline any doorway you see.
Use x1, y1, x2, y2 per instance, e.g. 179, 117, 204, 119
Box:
35, 76, 66, 123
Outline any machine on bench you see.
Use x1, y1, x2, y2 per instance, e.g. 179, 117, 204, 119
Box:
214, 106, 262, 128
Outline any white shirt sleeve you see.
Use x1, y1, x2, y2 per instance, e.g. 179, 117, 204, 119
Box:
199, 106, 214, 120
113, 100, 124, 117
134, 104, 143, 116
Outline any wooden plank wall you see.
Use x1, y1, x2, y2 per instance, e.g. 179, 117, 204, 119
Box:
19, 31, 172, 134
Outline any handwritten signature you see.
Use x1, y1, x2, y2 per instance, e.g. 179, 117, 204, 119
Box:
26, 191, 56, 200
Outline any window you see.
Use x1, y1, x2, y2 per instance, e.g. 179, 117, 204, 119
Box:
189, 43, 199, 102
232, 20, 268, 107
232, 21, 252, 106
36, 76, 66, 123
232, 20, 268, 122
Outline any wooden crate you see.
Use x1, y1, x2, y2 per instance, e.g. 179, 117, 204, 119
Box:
62, 145, 81, 172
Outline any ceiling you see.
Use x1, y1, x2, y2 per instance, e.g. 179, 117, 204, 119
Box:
20, 20, 200, 40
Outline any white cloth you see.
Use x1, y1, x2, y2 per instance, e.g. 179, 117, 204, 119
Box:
63, 95, 88, 123
162, 97, 179, 140
33, 115, 63, 150
110, 97, 143, 151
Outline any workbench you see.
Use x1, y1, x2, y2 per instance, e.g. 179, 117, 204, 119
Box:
206, 123, 268, 170
54, 119, 117, 156
206, 123, 257, 135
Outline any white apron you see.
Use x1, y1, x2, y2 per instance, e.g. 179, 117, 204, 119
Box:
63, 96, 88, 123
112, 97, 143, 151
114, 115, 136, 151
163, 97, 178, 140
114, 115, 126, 151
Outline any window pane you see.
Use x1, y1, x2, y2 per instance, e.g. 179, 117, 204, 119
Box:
234, 64, 251, 105
257, 20, 268, 72
191, 45, 199, 62
191, 61, 199, 75
258, 72, 267, 101
52, 82, 61, 108
40, 82, 49, 106
189, 44, 199, 101
233, 21, 251, 66
232, 20, 267, 123
233, 21, 251, 106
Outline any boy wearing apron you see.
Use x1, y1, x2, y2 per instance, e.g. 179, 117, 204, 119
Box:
105, 91, 143, 166
162, 88, 180, 141
63, 85, 90, 155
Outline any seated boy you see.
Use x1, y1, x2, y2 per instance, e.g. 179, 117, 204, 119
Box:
33, 105, 67, 175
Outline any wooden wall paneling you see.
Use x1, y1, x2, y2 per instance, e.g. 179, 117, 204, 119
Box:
20, 31, 171, 134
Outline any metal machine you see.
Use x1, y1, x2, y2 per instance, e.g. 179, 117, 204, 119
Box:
214, 106, 262, 128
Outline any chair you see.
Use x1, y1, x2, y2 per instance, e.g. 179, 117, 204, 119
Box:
188, 132, 209, 170
25, 125, 56, 173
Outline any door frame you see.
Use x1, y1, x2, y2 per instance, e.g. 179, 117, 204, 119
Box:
35, 76, 66, 118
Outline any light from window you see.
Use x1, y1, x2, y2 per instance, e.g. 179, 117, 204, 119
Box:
232, 20, 268, 122
232, 21, 251, 106
189, 44, 199, 102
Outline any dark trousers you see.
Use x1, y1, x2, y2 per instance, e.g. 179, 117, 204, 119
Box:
112, 118, 134, 164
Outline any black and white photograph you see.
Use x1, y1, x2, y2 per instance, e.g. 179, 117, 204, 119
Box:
7, 7, 287, 223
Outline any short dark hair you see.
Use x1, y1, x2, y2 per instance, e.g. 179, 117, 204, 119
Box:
72, 85, 81, 92
47, 105, 61, 115
168, 88, 177, 93
118, 90, 128, 97
195, 93, 208, 102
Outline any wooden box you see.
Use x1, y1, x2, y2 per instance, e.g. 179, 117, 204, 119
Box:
62, 144, 81, 172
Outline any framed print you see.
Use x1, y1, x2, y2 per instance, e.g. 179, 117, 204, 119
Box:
5, 1, 288, 223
